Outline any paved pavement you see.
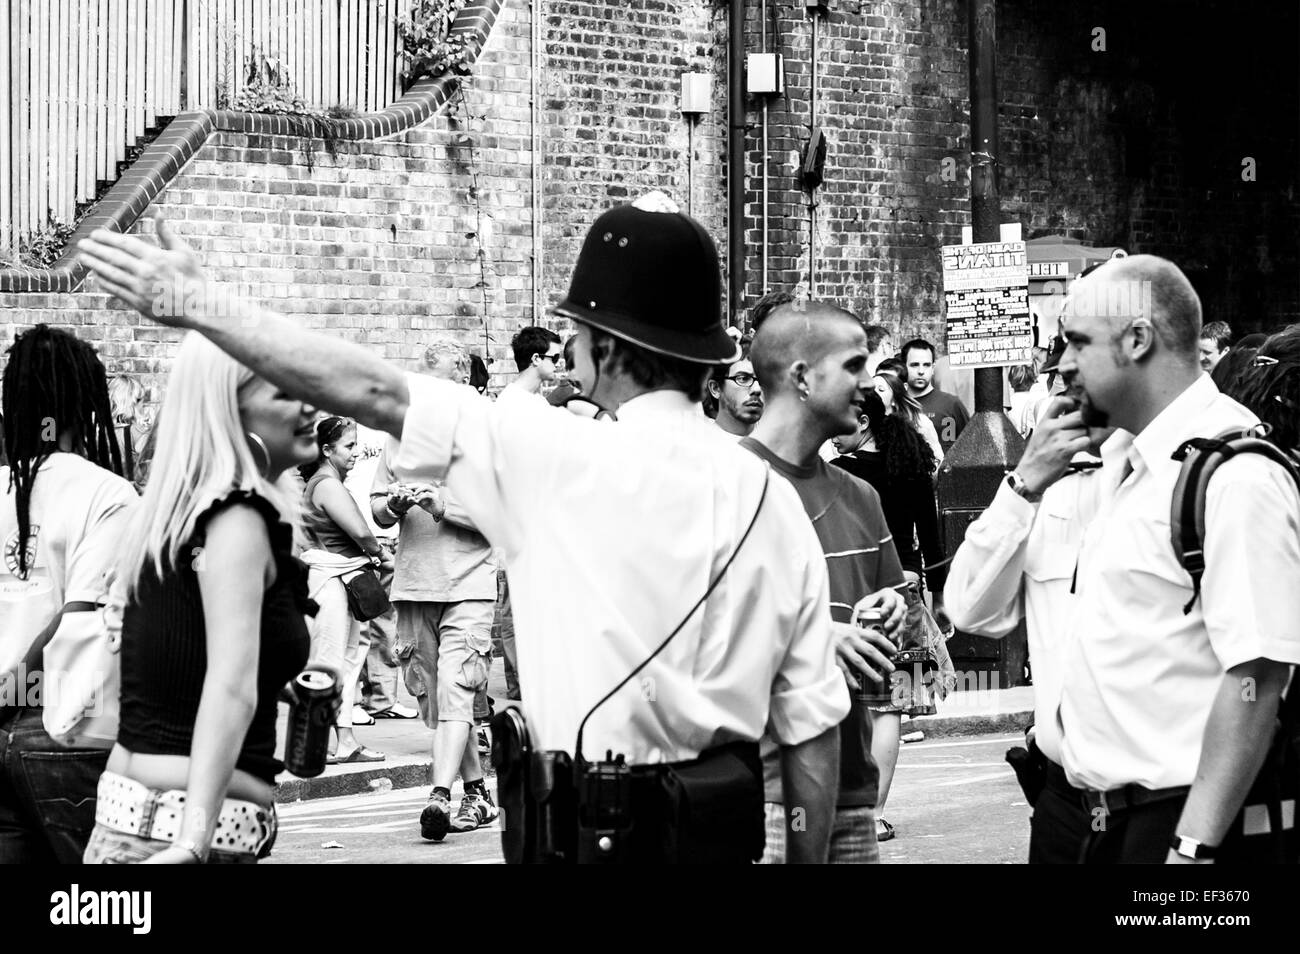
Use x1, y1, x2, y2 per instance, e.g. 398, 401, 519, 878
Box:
273, 658, 1035, 804
265, 732, 1031, 864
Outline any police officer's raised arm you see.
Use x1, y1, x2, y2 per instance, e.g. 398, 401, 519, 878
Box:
78, 217, 411, 439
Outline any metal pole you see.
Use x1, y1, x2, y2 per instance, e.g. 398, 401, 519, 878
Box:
969, 0, 1001, 413
687, 119, 694, 217
808, 11, 817, 298
531, 0, 542, 325
936, 0, 1029, 691
760, 0, 768, 296
728, 0, 746, 324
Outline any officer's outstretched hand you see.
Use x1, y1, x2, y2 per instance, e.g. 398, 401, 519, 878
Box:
1017, 396, 1093, 496
78, 214, 210, 327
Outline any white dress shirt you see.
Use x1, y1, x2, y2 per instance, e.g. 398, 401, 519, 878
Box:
392, 375, 849, 763
944, 468, 1105, 764
1057, 375, 1300, 791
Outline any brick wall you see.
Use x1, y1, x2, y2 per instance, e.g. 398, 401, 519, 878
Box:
742, 0, 1299, 343
2, 0, 1296, 398
540, 0, 728, 307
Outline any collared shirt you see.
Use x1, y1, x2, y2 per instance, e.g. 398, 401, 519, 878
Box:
370, 447, 496, 603
347, 424, 397, 541
944, 470, 1105, 764
393, 377, 849, 763
1057, 375, 1300, 790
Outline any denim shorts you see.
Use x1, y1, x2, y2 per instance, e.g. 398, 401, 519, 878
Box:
83, 824, 260, 864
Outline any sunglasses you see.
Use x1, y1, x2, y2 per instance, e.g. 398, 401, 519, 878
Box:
542, 353, 564, 364
1249, 355, 1279, 368
725, 372, 758, 388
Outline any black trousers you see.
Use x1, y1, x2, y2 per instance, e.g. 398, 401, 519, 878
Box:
1030, 761, 1186, 864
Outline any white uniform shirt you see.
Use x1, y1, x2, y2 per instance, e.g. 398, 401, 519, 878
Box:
393, 376, 849, 763
1057, 375, 1300, 790
944, 468, 1104, 764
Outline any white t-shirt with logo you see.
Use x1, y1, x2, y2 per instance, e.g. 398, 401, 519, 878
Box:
0, 453, 138, 674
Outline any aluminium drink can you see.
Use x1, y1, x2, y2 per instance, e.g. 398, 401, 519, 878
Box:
285, 669, 341, 779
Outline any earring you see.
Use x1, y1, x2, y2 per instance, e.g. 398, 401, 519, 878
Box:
246, 432, 271, 477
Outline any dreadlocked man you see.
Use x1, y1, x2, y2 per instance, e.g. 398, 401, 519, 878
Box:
0, 324, 138, 864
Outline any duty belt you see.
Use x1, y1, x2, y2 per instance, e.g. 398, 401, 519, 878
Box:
1076, 780, 1190, 815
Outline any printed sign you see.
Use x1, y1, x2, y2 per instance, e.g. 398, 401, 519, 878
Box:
942, 240, 1033, 369
1028, 261, 1070, 279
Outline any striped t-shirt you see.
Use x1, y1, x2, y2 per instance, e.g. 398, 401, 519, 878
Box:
742, 437, 906, 808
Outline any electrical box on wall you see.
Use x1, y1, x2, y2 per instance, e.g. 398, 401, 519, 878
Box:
806, 0, 830, 14
680, 72, 712, 115
746, 53, 784, 96
802, 127, 828, 190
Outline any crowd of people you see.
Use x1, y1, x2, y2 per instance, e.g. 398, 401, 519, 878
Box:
0, 192, 1296, 865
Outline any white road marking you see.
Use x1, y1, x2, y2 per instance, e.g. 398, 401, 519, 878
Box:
903, 736, 1021, 750
934, 771, 1015, 787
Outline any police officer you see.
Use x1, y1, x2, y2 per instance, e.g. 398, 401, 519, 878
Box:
80, 197, 851, 864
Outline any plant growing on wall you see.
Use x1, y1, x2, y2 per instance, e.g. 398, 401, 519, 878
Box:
398, 0, 473, 84
229, 45, 355, 170
446, 80, 496, 359
0, 216, 78, 269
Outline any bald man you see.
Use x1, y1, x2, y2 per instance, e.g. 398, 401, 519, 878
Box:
744, 302, 908, 863
1050, 255, 1300, 864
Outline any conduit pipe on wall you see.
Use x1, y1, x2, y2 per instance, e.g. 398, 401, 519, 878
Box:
531, 0, 542, 325
728, 0, 746, 323
760, 0, 768, 297
808, 8, 818, 299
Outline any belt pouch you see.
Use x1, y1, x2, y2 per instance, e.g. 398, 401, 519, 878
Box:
658, 741, 765, 863
489, 708, 536, 865
529, 750, 576, 863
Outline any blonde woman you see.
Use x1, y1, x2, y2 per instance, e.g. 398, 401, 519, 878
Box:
108, 372, 151, 482
83, 334, 319, 864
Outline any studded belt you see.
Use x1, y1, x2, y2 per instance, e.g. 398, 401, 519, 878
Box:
94, 770, 277, 858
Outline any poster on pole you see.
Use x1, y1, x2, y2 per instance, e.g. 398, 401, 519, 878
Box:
941, 240, 1033, 369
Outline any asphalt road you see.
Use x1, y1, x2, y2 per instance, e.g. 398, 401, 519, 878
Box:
265, 732, 1031, 864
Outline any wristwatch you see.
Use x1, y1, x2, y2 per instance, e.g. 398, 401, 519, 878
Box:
1169, 835, 1217, 860
1005, 471, 1043, 503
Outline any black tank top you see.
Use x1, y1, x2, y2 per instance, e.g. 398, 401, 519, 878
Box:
117, 491, 316, 784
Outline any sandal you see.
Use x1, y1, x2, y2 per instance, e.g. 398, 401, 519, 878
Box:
876, 817, 896, 842
369, 704, 419, 720
333, 745, 385, 764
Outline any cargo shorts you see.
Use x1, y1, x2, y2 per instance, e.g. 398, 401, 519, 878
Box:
394, 599, 494, 728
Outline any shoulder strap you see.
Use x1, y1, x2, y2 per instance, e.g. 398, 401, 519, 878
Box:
1170, 426, 1300, 615
572, 466, 771, 763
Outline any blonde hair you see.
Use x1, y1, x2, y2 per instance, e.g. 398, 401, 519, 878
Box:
118, 333, 296, 596
108, 373, 144, 424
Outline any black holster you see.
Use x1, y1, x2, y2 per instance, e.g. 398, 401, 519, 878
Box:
491, 707, 764, 864
1005, 734, 1049, 808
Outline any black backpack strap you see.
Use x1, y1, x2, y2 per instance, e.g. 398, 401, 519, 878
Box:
1170, 428, 1300, 615
1170, 438, 1219, 613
